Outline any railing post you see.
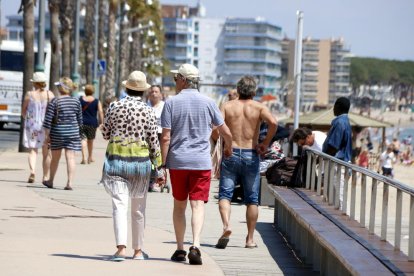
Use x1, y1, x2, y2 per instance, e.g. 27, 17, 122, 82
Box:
334, 165, 341, 209
323, 159, 329, 201
311, 154, 317, 191
395, 189, 402, 250
409, 195, 414, 260
381, 184, 389, 241
328, 161, 335, 205
369, 179, 378, 234
350, 170, 357, 220
306, 152, 312, 189
342, 168, 350, 214
317, 156, 323, 195
360, 174, 367, 227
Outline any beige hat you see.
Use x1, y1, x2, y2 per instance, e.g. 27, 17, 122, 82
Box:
30, 72, 47, 83
122, 71, 151, 91
171, 63, 199, 80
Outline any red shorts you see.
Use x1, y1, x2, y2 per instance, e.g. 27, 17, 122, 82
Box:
169, 169, 211, 202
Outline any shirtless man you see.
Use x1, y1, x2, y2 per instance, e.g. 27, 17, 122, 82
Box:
215, 76, 277, 249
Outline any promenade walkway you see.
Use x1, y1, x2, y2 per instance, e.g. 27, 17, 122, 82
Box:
0, 135, 315, 276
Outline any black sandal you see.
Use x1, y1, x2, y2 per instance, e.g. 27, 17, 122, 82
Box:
171, 249, 187, 262
188, 246, 202, 265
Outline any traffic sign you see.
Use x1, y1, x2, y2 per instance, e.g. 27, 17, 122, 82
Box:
97, 59, 106, 76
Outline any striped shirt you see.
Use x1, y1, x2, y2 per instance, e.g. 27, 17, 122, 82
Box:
43, 96, 82, 129
161, 89, 224, 170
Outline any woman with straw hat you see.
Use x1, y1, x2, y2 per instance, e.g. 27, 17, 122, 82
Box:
42, 77, 82, 190
22, 72, 54, 183
101, 71, 164, 261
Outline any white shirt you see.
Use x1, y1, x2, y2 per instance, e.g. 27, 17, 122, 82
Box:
309, 131, 327, 152
380, 151, 396, 168
149, 101, 165, 134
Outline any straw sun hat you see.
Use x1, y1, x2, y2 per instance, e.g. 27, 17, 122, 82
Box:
30, 72, 47, 83
122, 71, 151, 91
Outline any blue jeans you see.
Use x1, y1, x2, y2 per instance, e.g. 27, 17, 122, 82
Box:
219, 148, 260, 205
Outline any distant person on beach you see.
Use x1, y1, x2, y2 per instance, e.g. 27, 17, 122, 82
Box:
100, 71, 164, 262
391, 138, 401, 160
291, 127, 326, 152
161, 64, 233, 265
357, 149, 369, 168
215, 75, 277, 250
379, 145, 396, 178
22, 72, 54, 184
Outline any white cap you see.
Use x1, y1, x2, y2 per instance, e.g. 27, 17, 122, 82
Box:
122, 71, 151, 91
30, 72, 47, 83
171, 63, 199, 80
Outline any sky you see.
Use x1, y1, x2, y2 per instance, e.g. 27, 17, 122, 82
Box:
2, 0, 413, 61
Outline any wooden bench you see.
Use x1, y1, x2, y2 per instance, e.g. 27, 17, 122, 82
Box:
267, 183, 395, 275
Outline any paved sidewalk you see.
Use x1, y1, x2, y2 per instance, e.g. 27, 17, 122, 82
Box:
0, 135, 314, 275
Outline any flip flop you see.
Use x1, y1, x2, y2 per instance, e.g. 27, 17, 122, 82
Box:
245, 243, 258, 249
42, 181, 53, 189
188, 246, 202, 265
215, 229, 232, 249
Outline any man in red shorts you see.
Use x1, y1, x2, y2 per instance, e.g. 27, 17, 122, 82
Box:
160, 64, 232, 265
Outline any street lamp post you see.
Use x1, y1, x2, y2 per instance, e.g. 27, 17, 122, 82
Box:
35, 0, 45, 72
72, 0, 81, 94
93, 0, 100, 98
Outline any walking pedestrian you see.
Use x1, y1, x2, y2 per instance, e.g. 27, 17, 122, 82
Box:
42, 77, 82, 190
160, 64, 232, 265
147, 84, 165, 192
100, 71, 164, 262
379, 145, 396, 178
22, 72, 54, 183
215, 75, 277, 250
79, 84, 104, 164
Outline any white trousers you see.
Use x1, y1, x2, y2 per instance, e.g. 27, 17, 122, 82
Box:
111, 192, 147, 250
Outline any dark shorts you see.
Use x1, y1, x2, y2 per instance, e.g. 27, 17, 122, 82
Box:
169, 169, 211, 202
80, 125, 97, 140
382, 167, 393, 177
219, 148, 260, 205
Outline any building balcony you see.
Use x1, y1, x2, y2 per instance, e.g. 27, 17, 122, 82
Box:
223, 45, 280, 52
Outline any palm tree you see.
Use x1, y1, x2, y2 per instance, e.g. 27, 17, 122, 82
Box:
98, 0, 108, 101
104, 0, 118, 105
48, 0, 60, 94
18, 0, 35, 152
59, 1, 74, 77
83, 0, 95, 84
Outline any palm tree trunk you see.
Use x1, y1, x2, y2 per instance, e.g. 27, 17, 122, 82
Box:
83, 0, 95, 84
48, 0, 60, 94
129, 17, 142, 72
119, 19, 130, 93
98, 0, 107, 102
104, 0, 118, 106
19, 0, 35, 152
59, 1, 74, 77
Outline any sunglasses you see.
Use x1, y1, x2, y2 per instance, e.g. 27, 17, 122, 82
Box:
173, 74, 183, 82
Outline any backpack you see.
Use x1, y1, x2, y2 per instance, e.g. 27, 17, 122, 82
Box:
265, 157, 298, 187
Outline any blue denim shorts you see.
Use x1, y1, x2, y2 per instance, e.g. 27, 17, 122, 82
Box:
219, 148, 260, 205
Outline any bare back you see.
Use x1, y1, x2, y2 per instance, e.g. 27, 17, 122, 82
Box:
222, 99, 266, 149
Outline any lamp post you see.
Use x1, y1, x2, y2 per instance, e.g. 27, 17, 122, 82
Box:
93, 0, 100, 98
293, 10, 304, 156
35, 0, 45, 72
72, 0, 81, 95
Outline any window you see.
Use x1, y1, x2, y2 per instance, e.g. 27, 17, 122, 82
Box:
194, 22, 199, 32
194, 47, 198, 57
194, 34, 199, 44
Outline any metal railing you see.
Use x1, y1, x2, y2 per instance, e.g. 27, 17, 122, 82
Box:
303, 147, 414, 260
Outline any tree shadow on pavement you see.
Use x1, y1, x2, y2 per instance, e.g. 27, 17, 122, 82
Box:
52, 253, 109, 261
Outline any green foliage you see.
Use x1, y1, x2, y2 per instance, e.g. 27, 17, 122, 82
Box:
350, 57, 414, 87
127, 0, 166, 77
